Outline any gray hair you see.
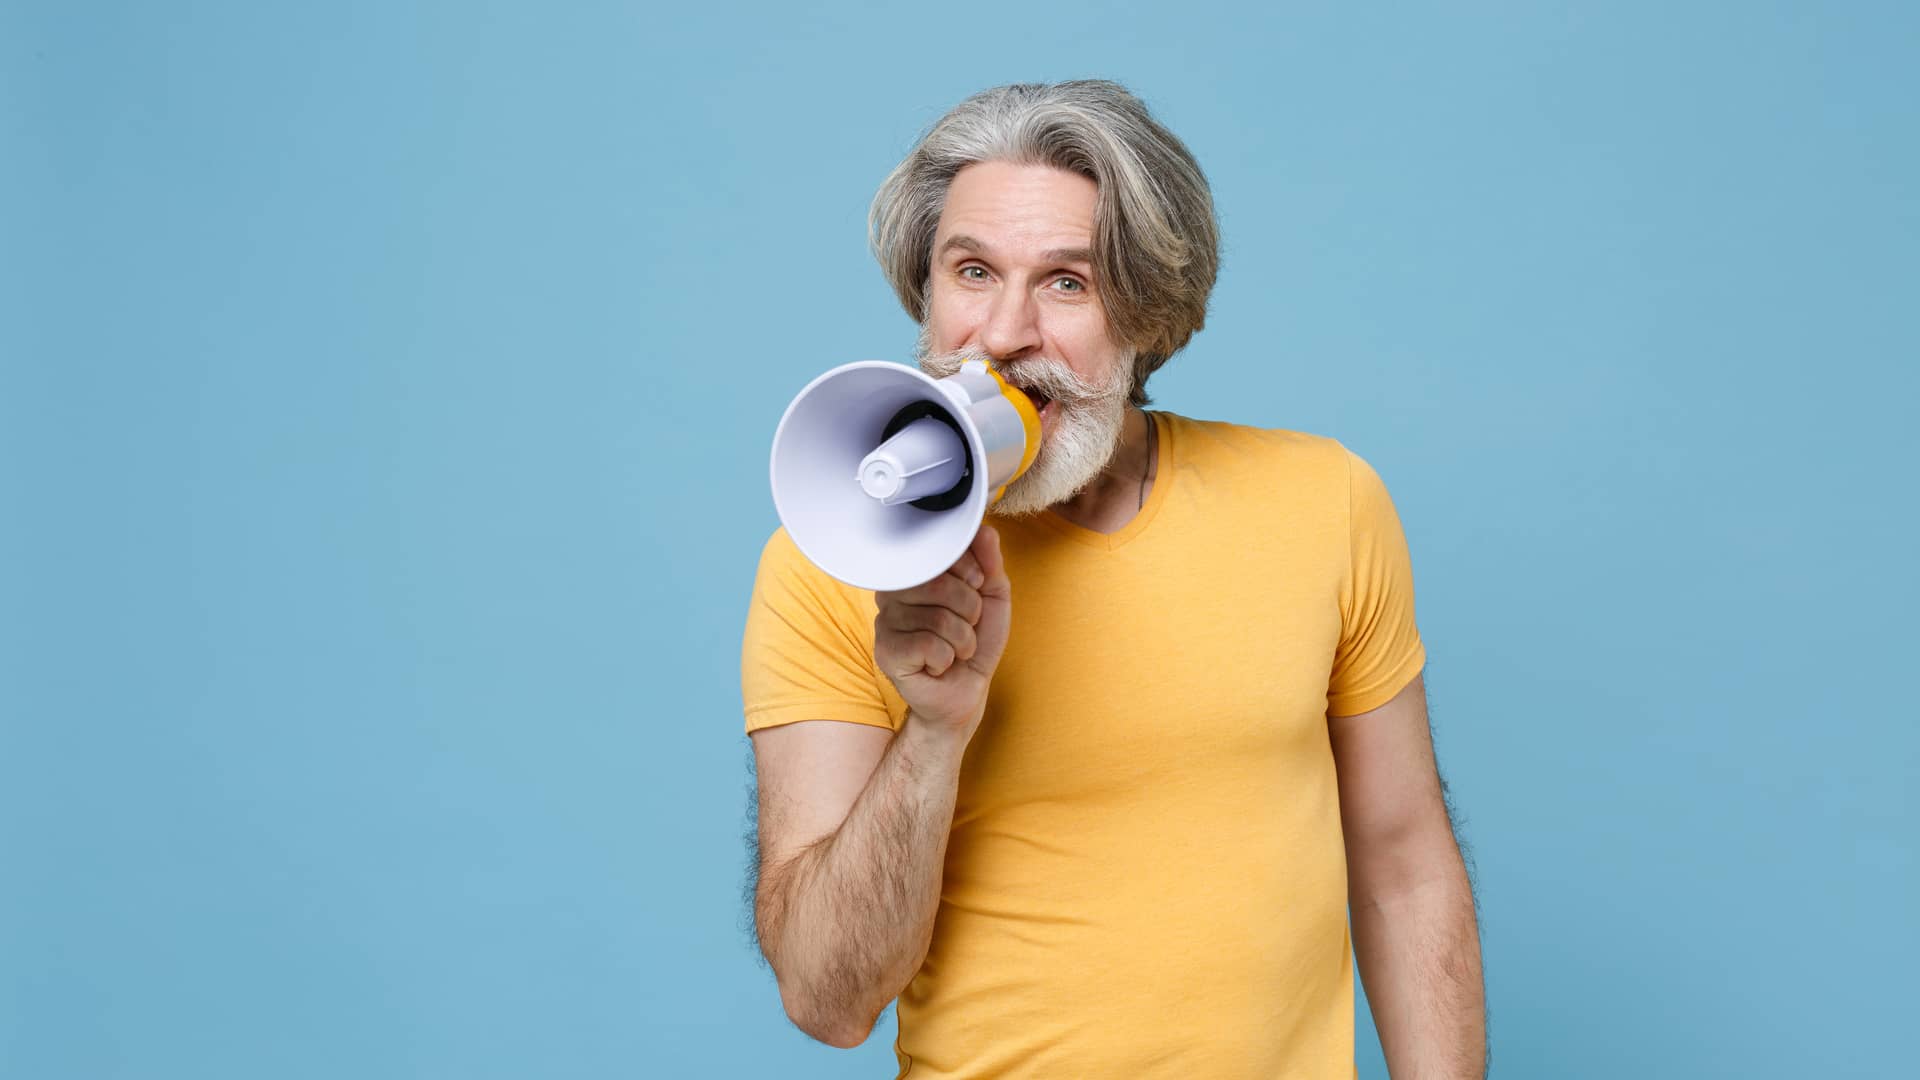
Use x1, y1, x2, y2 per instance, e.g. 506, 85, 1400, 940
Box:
869, 80, 1219, 408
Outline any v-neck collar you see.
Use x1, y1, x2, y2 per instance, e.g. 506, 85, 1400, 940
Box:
1015, 409, 1175, 552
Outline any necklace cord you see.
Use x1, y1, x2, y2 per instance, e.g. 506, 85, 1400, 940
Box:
1138, 411, 1156, 510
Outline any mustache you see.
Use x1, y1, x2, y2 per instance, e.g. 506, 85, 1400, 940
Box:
918, 343, 1127, 408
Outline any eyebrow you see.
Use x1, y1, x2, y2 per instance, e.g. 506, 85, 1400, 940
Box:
937, 233, 1094, 267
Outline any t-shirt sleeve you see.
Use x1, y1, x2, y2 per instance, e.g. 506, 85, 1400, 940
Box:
1327, 446, 1427, 716
739, 528, 902, 735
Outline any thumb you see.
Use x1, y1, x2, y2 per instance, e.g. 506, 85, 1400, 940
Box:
967, 525, 1013, 672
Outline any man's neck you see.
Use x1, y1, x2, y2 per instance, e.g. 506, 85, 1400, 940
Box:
1047, 406, 1158, 535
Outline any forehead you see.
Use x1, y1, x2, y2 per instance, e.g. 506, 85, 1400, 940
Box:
934, 161, 1097, 258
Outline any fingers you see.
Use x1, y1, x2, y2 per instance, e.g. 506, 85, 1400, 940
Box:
880, 601, 979, 663
873, 527, 1008, 681
876, 629, 959, 679
970, 525, 1010, 599
877, 570, 983, 625
949, 549, 985, 590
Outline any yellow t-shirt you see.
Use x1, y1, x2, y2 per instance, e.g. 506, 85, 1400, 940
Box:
741, 411, 1426, 1078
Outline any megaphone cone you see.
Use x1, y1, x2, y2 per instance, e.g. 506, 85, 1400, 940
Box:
770, 359, 1041, 591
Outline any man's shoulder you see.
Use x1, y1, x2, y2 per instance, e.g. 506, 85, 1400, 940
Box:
1162, 411, 1353, 473
750, 525, 874, 614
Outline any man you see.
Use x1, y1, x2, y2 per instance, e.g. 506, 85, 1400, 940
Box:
741, 80, 1487, 1078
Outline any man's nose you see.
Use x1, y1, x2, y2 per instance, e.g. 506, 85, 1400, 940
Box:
978, 282, 1042, 360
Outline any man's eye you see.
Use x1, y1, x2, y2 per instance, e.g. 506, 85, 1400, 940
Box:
960, 266, 987, 280
1053, 277, 1084, 293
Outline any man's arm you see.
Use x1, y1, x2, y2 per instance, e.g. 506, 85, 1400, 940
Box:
1329, 673, 1489, 1079
746, 525, 1008, 1048
753, 713, 968, 1048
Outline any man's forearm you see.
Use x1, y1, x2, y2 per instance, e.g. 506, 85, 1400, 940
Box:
1351, 850, 1488, 1079
757, 713, 966, 1046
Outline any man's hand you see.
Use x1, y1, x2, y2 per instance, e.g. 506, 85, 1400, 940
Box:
873, 525, 1012, 743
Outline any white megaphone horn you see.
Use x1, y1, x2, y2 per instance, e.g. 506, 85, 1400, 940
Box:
769, 359, 1041, 591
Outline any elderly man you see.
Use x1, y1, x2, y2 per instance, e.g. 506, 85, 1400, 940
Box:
741, 80, 1487, 1078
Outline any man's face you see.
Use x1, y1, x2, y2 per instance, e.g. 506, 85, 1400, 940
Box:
914, 160, 1135, 515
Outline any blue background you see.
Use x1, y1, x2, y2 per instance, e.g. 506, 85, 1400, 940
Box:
5, 1, 1914, 1076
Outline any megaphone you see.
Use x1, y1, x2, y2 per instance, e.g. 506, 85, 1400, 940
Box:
770, 359, 1041, 591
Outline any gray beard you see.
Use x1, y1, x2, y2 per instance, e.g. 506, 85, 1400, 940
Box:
913, 327, 1133, 516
